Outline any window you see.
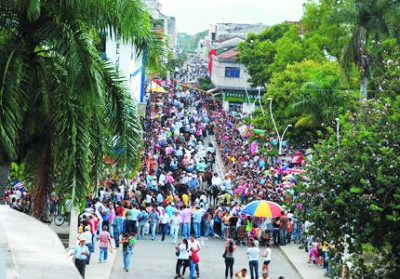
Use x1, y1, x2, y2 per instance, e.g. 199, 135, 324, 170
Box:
225, 67, 240, 78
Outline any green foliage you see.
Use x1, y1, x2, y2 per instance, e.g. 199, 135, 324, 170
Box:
177, 30, 208, 52
0, 0, 163, 214
237, 23, 291, 86
296, 97, 400, 277
303, 0, 400, 98
368, 38, 400, 97
302, 0, 350, 58
264, 59, 354, 142
198, 77, 214, 91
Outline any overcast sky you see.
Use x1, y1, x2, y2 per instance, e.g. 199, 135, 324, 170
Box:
161, 0, 307, 34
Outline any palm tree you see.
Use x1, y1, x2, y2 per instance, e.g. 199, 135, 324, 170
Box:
0, 0, 166, 219
337, 0, 400, 99
290, 81, 345, 128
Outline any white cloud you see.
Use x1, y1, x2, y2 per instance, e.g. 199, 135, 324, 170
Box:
161, 0, 306, 34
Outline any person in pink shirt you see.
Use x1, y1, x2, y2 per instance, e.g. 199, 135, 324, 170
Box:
98, 226, 112, 263
166, 172, 174, 185
180, 205, 193, 239
166, 172, 176, 195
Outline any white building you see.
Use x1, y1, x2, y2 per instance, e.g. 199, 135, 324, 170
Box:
100, 0, 175, 108
104, 34, 145, 103
209, 23, 268, 42
211, 48, 264, 114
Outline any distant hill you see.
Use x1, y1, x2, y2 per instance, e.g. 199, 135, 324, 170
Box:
177, 30, 208, 52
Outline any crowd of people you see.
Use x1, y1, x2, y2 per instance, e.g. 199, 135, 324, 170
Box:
70, 89, 309, 279
4, 87, 343, 278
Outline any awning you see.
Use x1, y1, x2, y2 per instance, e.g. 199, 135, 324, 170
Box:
146, 81, 167, 93
206, 88, 219, 93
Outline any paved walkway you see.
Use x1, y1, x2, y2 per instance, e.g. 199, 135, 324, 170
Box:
111, 238, 301, 279
0, 206, 81, 279
50, 222, 118, 279
85, 241, 118, 279
210, 134, 226, 177
279, 243, 326, 279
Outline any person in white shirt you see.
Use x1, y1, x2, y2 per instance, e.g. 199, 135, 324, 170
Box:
261, 242, 271, 272
206, 143, 215, 155
246, 242, 260, 279
170, 211, 182, 244
158, 171, 166, 187
159, 208, 170, 241
188, 236, 201, 277
80, 226, 94, 264
211, 173, 222, 188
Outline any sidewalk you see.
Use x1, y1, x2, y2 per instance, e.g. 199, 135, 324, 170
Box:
50, 222, 118, 279
85, 241, 118, 279
210, 134, 226, 177
278, 243, 326, 279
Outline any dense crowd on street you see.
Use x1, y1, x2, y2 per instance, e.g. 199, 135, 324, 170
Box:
4, 88, 344, 279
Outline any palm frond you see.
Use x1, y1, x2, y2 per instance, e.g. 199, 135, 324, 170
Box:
88, 111, 105, 193
53, 93, 91, 207
0, 34, 27, 160
102, 62, 143, 169
295, 114, 320, 128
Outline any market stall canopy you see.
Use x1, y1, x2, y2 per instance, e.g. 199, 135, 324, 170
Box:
146, 81, 167, 93
206, 88, 219, 93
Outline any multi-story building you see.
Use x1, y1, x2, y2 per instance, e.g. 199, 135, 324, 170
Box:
165, 16, 177, 58
209, 23, 268, 42
211, 49, 264, 114
204, 23, 268, 114
100, 0, 175, 111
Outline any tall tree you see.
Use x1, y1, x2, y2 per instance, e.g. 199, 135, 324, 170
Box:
296, 97, 400, 278
237, 23, 290, 87
328, 0, 400, 99
0, 0, 166, 218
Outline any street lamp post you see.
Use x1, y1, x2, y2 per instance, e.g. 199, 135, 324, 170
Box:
267, 98, 292, 156
335, 118, 340, 145
279, 123, 292, 156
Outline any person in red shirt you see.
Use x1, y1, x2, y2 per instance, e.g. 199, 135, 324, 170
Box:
190, 247, 200, 279
286, 218, 293, 244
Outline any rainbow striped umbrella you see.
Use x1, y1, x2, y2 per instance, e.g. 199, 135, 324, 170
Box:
240, 200, 283, 217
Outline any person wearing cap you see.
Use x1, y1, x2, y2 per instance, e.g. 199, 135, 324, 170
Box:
259, 271, 270, 279
73, 237, 90, 278
80, 226, 93, 264
235, 268, 250, 279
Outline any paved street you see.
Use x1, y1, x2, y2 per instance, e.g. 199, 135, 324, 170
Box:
110, 237, 301, 279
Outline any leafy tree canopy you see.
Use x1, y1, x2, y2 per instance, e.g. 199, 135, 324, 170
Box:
177, 30, 208, 52
256, 59, 354, 143
295, 96, 400, 278
237, 23, 291, 87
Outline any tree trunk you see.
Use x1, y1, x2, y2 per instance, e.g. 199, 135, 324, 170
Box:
360, 74, 368, 100
32, 143, 52, 221
0, 160, 11, 204
68, 206, 79, 249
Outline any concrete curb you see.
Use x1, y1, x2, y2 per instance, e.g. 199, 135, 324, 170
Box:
209, 135, 226, 177
0, 206, 81, 279
85, 241, 119, 279
277, 243, 326, 279
277, 244, 305, 279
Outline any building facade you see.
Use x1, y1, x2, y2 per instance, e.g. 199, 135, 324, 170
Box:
204, 23, 268, 114
101, 0, 175, 107
211, 49, 264, 114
